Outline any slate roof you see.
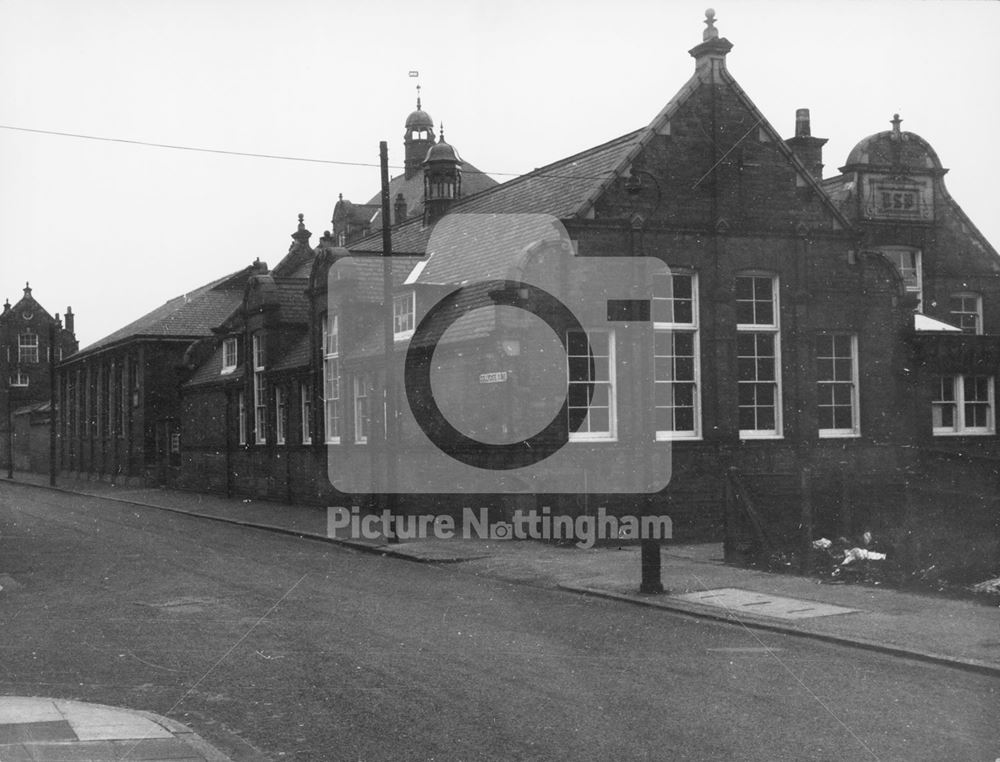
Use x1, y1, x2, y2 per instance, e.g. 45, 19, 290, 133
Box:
74, 270, 249, 358
275, 279, 310, 323
347, 280, 495, 362
330, 255, 424, 302
284, 254, 317, 280
350, 55, 853, 262
364, 160, 499, 231
819, 175, 857, 220
183, 343, 245, 388
270, 329, 311, 372
349, 129, 644, 257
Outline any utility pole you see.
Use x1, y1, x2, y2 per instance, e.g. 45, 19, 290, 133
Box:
380, 141, 399, 542
5, 382, 12, 479
49, 320, 57, 486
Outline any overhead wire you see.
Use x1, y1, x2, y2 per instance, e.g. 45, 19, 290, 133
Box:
0, 123, 619, 183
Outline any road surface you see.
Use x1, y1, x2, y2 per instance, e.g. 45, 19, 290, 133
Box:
1, 482, 996, 760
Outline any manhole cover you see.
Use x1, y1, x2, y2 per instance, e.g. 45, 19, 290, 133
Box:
674, 588, 859, 620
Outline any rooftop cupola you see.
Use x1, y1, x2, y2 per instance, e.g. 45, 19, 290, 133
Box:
689, 8, 733, 80
840, 114, 946, 176
404, 90, 436, 180
785, 108, 828, 180
423, 125, 462, 225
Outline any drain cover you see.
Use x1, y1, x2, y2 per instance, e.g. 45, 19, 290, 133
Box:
674, 588, 859, 619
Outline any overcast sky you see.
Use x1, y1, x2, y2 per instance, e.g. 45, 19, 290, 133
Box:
2, 0, 998, 347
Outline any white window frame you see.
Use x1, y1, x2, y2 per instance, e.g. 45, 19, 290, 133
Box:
393, 291, 416, 340
10, 371, 29, 387
736, 273, 782, 439
948, 292, 982, 335
300, 382, 312, 445
816, 333, 860, 438
932, 375, 995, 436
881, 247, 923, 310
354, 374, 370, 444
18, 333, 38, 364
275, 386, 286, 445
221, 337, 238, 374
252, 334, 266, 445
567, 329, 617, 442
237, 391, 247, 445
323, 314, 341, 443
653, 271, 701, 440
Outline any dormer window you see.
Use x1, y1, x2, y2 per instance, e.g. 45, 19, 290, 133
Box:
221, 337, 238, 374
394, 292, 415, 340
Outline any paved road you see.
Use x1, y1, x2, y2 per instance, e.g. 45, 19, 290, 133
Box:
1, 482, 997, 761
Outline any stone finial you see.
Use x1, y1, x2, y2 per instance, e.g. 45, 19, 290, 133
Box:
292, 212, 311, 244
891, 113, 903, 136
703, 8, 718, 41
23, 281, 32, 297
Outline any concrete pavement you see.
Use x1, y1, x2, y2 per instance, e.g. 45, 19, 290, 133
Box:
0, 696, 231, 761
3, 472, 999, 678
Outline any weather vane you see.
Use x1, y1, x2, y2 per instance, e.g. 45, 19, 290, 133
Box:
409, 70, 421, 109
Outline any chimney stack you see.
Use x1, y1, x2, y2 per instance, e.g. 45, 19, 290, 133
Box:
785, 108, 827, 180
64, 306, 74, 336
394, 192, 408, 225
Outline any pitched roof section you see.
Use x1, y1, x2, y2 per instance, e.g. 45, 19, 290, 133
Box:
270, 329, 311, 371
275, 279, 311, 323
330, 255, 424, 302
349, 129, 644, 256
351, 52, 851, 262
76, 269, 250, 356
579, 65, 851, 230
717, 68, 852, 230
416, 213, 564, 286
364, 159, 497, 229
183, 342, 245, 388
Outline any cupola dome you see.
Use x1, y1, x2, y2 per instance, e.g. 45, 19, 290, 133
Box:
841, 115, 945, 174
405, 106, 434, 131
425, 138, 461, 164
